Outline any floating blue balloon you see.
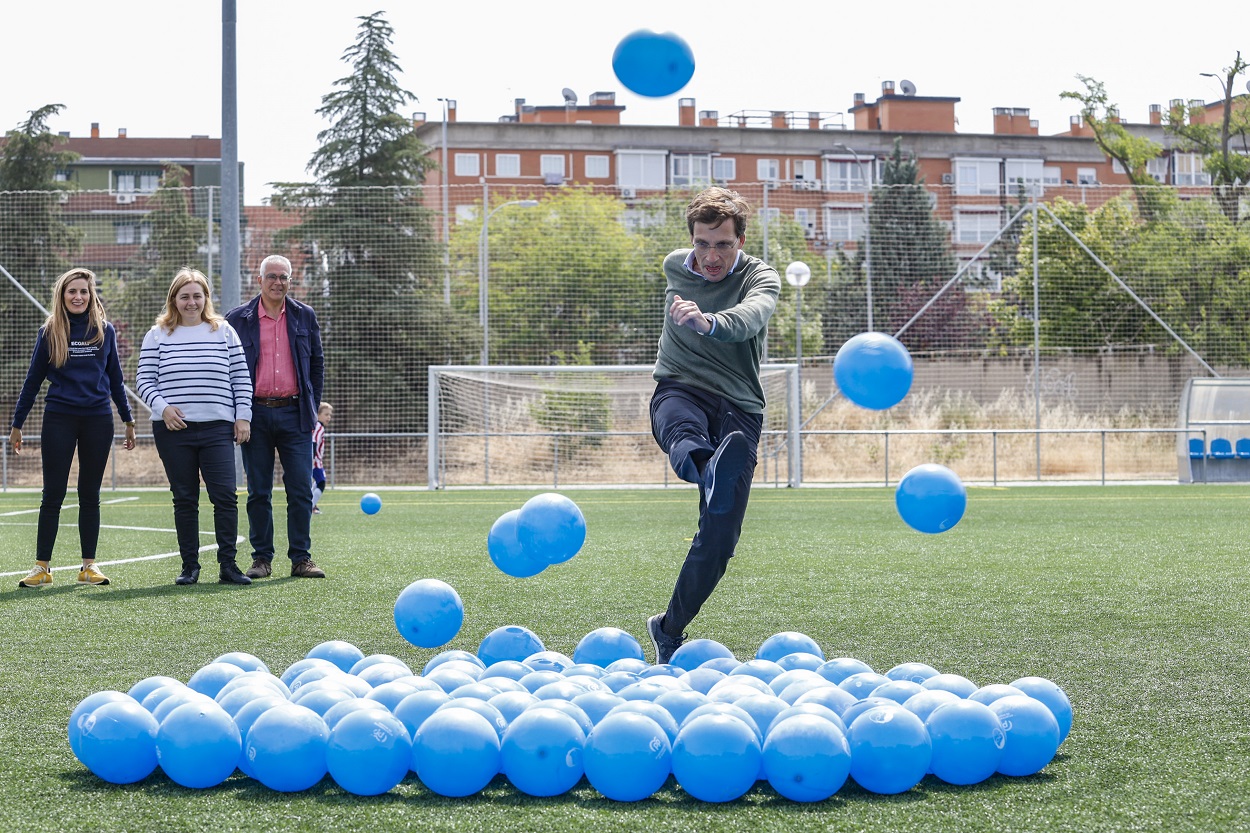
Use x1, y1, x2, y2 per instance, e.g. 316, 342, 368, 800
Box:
245, 703, 330, 792
360, 492, 382, 515
573, 627, 644, 668
306, 640, 366, 674
500, 708, 585, 797
895, 464, 967, 534
763, 714, 851, 802
156, 701, 241, 789
327, 710, 412, 796
584, 712, 672, 802
925, 699, 1006, 786
989, 695, 1061, 776
847, 704, 932, 794
393, 578, 464, 649
414, 708, 501, 797
611, 29, 695, 98
1010, 676, 1074, 744
488, 509, 547, 578
516, 493, 586, 565
77, 699, 159, 784
834, 331, 914, 410
671, 714, 761, 803
478, 625, 545, 667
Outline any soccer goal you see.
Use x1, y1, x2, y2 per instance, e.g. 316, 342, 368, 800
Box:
427, 365, 800, 490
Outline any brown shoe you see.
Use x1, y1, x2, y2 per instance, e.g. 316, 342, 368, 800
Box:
291, 558, 325, 578
245, 558, 272, 579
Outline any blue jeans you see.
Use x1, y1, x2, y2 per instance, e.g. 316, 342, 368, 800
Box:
240, 405, 313, 563
153, 420, 239, 567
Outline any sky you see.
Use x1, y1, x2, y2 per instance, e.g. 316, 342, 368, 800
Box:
3, 0, 1245, 203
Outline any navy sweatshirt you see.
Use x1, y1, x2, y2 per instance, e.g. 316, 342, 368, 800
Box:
11, 312, 134, 429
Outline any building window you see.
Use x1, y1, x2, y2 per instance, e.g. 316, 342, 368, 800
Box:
454, 153, 480, 176
115, 222, 136, 244
793, 159, 818, 190
1147, 156, 1168, 183
1076, 167, 1098, 186
495, 154, 520, 177
823, 158, 869, 192
139, 172, 160, 192
540, 154, 565, 183
455, 204, 477, 224
672, 154, 711, 188
615, 150, 667, 190
955, 209, 1003, 244
757, 159, 779, 183
115, 173, 135, 193
54, 169, 72, 182
824, 205, 866, 243
954, 158, 1001, 196
712, 157, 735, 182
794, 207, 816, 238
585, 155, 609, 179
1043, 166, 1061, 186
1004, 159, 1043, 197
961, 259, 1003, 293
1174, 153, 1211, 186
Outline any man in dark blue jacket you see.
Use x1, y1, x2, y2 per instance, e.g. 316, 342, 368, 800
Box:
225, 254, 326, 579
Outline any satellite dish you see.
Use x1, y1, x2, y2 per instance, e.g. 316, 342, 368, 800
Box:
562, 87, 578, 105
900, 79, 917, 96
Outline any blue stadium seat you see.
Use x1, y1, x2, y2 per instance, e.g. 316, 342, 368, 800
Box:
1208, 438, 1234, 459
1188, 438, 1205, 459
1237, 438, 1250, 459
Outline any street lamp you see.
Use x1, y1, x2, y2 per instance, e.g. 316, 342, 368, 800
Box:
786, 261, 811, 483
831, 142, 873, 331
479, 199, 539, 365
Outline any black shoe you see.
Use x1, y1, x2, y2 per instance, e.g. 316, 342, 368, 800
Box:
175, 567, 200, 585
219, 562, 253, 585
704, 431, 750, 515
647, 613, 687, 666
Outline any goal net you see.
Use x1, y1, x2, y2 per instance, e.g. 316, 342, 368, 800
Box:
428, 365, 799, 489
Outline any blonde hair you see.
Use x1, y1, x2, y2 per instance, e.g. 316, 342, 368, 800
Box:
44, 268, 106, 368
156, 268, 223, 334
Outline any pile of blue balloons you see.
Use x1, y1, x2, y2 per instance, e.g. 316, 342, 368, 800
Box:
70, 627, 1071, 802
487, 492, 586, 578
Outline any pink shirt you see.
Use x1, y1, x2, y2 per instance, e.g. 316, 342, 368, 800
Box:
254, 302, 299, 398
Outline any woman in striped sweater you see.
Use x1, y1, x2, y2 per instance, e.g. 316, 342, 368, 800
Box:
136, 268, 254, 586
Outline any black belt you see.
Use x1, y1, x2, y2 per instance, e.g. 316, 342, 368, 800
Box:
254, 396, 299, 408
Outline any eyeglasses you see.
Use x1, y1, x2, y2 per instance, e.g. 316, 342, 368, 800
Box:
693, 241, 738, 254
262, 273, 292, 283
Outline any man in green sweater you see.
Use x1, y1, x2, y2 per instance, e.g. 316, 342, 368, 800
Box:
647, 187, 781, 665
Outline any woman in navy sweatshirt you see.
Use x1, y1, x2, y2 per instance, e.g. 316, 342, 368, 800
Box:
10, 268, 137, 588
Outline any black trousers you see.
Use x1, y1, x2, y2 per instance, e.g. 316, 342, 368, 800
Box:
153, 420, 239, 567
649, 379, 763, 636
36, 411, 116, 562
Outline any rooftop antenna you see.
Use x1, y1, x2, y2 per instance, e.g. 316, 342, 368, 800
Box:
900, 79, 917, 96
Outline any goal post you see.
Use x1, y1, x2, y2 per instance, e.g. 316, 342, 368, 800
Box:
428, 364, 800, 490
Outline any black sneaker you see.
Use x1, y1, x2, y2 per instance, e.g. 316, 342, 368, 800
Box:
704, 431, 749, 515
175, 566, 200, 586
647, 613, 686, 666
219, 562, 253, 585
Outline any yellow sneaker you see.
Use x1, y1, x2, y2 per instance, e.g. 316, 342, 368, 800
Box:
77, 564, 110, 586
18, 564, 52, 588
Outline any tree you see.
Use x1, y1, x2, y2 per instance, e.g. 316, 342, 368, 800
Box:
1167, 51, 1250, 223
271, 11, 464, 433
0, 104, 82, 394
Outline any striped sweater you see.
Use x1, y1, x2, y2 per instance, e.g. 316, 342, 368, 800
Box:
136, 322, 254, 423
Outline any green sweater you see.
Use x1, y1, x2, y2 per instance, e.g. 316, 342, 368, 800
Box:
653, 248, 780, 413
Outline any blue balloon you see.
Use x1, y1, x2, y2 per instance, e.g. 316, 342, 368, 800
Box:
279, 657, 337, 687
438, 699, 509, 739
763, 714, 851, 802
1010, 676, 1074, 744
989, 695, 1061, 776
214, 651, 269, 674
767, 703, 847, 736
322, 697, 389, 731
152, 689, 216, 726
886, 661, 942, 684
414, 708, 501, 797
733, 694, 790, 739
156, 701, 241, 789
573, 627, 644, 667
896, 463, 967, 534
449, 682, 499, 702
922, 672, 979, 698
775, 652, 825, 672
393, 578, 464, 649
523, 650, 574, 674
245, 703, 330, 792
306, 640, 366, 673
295, 687, 356, 718
757, 632, 824, 664
671, 714, 761, 803
700, 656, 743, 674
187, 662, 246, 698
871, 679, 927, 705
480, 659, 532, 682
217, 684, 288, 718
349, 653, 412, 677
393, 689, 452, 746
69, 690, 133, 762
669, 638, 736, 672
217, 671, 290, 702
127, 676, 182, 705
611, 29, 695, 98
231, 695, 287, 778
488, 509, 547, 578
599, 670, 643, 693
563, 663, 607, 681
768, 669, 823, 696
681, 702, 762, 745
478, 625, 545, 667
839, 671, 892, 700
605, 657, 651, 674
77, 700, 159, 784
360, 492, 382, 514
847, 704, 932, 794
356, 662, 413, 688
833, 331, 914, 410
926, 699, 1006, 785
425, 668, 479, 693
653, 689, 710, 727
365, 680, 422, 711
500, 708, 585, 796
489, 691, 541, 726
516, 492, 586, 565
607, 701, 680, 746
681, 667, 727, 695
584, 712, 672, 801
840, 697, 897, 731
902, 689, 962, 723
815, 657, 874, 686
729, 659, 785, 685
791, 684, 858, 719
327, 710, 412, 796
969, 683, 1027, 706
424, 649, 486, 675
